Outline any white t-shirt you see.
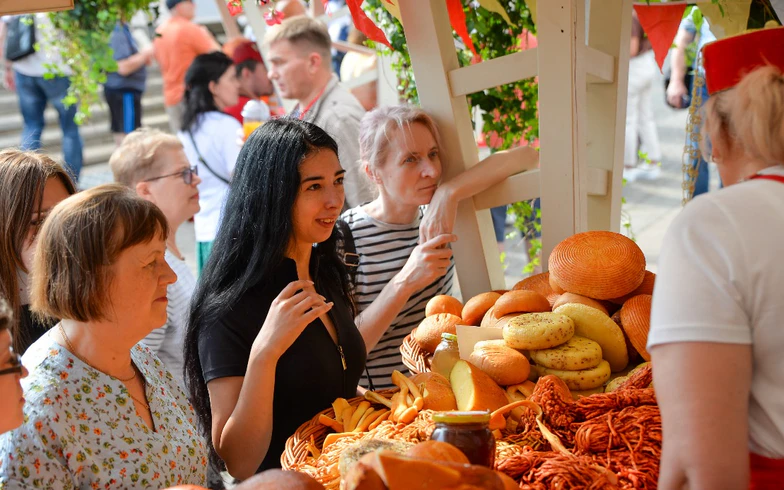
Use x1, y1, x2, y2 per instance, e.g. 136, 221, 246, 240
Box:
140, 250, 195, 384
341, 205, 456, 390
648, 165, 784, 458
178, 112, 241, 242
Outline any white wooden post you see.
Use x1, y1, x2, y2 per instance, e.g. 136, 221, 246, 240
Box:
398, 0, 506, 297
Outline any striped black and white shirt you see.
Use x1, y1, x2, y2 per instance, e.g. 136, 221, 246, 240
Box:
341, 205, 456, 390
140, 250, 195, 385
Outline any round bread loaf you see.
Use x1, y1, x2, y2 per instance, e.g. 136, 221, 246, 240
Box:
512, 272, 560, 307
462, 292, 501, 326
548, 231, 646, 300
619, 294, 652, 361
552, 292, 608, 316
502, 312, 575, 350
529, 335, 603, 371
610, 271, 656, 304
480, 306, 499, 328
406, 440, 470, 465
414, 313, 462, 352
494, 290, 551, 317
469, 342, 531, 386
553, 303, 629, 372
426, 295, 464, 317
548, 274, 566, 294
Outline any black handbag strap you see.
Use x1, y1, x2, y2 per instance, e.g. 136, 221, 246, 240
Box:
188, 129, 230, 185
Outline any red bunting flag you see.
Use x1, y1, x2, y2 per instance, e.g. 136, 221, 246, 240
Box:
346, 0, 391, 48
446, 0, 478, 56
633, 3, 687, 71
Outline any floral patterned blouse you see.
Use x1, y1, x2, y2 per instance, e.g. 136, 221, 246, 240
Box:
0, 329, 207, 489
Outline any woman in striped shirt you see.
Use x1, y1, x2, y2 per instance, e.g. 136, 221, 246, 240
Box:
342, 105, 539, 389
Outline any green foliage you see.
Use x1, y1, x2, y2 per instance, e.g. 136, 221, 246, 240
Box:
44, 0, 157, 124
364, 0, 543, 273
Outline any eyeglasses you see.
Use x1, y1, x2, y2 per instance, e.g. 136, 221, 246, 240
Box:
143, 166, 199, 185
0, 350, 23, 377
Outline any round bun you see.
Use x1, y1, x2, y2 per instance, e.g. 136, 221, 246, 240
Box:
425, 295, 464, 317
619, 294, 652, 361
502, 312, 575, 350
551, 292, 608, 316
233, 470, 324, 490
512, 272, 560, 307
494, 290, 551, 317
469, 342, 531, 386
548, 231, 646, 300
480, 306, 499, 328
548, 274, 566, 294
461, 292, 501, 326
413, 313, 462, 352
406, 440, 470, 465
610, 271, 656, 304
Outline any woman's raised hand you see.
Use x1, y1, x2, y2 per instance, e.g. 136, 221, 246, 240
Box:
397, 234, 457, 294
420, 186, 458, 245
251, 280, 333, 359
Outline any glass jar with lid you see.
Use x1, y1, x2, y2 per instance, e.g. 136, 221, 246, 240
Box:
431, 332, 460, 379
430, 411, 496, 467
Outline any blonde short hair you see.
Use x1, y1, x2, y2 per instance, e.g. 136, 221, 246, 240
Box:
30, 184, 169, 323
109, 128, 183, 187
359, 105, 443, 174
702, 65, 784, 165
264, 15, 332, 61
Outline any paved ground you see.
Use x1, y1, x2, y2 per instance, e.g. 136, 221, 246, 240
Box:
80, 70, 719, 284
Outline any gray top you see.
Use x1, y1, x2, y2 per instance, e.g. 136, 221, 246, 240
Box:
105, 22, 147, 92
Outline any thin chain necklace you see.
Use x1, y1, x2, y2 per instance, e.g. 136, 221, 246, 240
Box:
58, 324, 150, 411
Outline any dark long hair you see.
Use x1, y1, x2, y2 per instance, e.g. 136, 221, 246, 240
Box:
181, 51, 233, 132
183, 118, 355, 469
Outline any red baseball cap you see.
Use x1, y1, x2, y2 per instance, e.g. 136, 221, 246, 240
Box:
231, 40, 264, 65
703, 26, 784, 95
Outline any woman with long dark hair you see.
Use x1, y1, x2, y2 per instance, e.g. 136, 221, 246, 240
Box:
184, 118, 366, 480
178, 51, 241, 273
0, 150, 76, 354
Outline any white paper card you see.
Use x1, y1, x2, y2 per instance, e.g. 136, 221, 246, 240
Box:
456, 325, 503, 360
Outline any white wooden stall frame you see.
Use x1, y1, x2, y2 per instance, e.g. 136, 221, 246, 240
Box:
398, 0, 633, 297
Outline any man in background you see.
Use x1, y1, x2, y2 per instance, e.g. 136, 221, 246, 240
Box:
266, 16, 373, 209
223, 39, 280, 123
154, 0, 219, 133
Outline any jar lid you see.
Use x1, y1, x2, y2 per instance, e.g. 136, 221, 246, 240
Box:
432, 411, 491, 424
441, 333, 458, 341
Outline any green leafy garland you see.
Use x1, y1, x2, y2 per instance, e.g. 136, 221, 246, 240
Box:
365, 0, 544, 272
44, 0, 157, 124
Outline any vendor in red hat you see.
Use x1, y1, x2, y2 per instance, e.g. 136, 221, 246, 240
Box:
223, 39, 281, 123
648, 26, 784, 490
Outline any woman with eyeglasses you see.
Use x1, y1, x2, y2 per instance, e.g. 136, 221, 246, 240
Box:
0, 297, 28, 435
179, 51, 241, 273
110, 128, 202, 382
0, 149, 76, 355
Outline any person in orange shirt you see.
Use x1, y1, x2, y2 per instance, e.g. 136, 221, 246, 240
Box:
154, 0, 219, 133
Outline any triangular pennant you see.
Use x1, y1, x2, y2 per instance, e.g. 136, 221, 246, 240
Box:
633, 3, 687, 71
696, 0, 752, 39
477, 0, 514, 27
346, 0, 391, 48
447, 0, 478, 56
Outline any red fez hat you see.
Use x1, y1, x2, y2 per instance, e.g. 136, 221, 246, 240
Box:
231, 41, 264, 65
702, 26, 784, 95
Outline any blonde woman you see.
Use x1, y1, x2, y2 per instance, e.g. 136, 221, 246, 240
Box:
341, 105, 538, 390
649, 28, 784, 489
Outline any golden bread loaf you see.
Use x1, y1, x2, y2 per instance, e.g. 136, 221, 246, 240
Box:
512, 272, 560, 307
619, 294, 653, 361
480, 306, 499, 328
368, 451, 509, 490
469, 342, 531, 386
553, 303, 629, 372
405, 441, 470, 465
494, 290, 551, 317
449, 360, 509, 412
548, 274, 566, 294
551, 292, 609, 316
413, 313, 462, 352
502, 312, 575, 350
536, 359, 611, 391
529, 335, 603, 371
610, 270, 656, 304
548, 231, 646, 300
461, 292, 501, 326
425, 295, 464, 317
410, 372, 458, 411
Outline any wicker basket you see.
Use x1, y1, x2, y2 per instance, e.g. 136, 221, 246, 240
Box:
400, 329, 432, 376
281, 389, 397, 470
